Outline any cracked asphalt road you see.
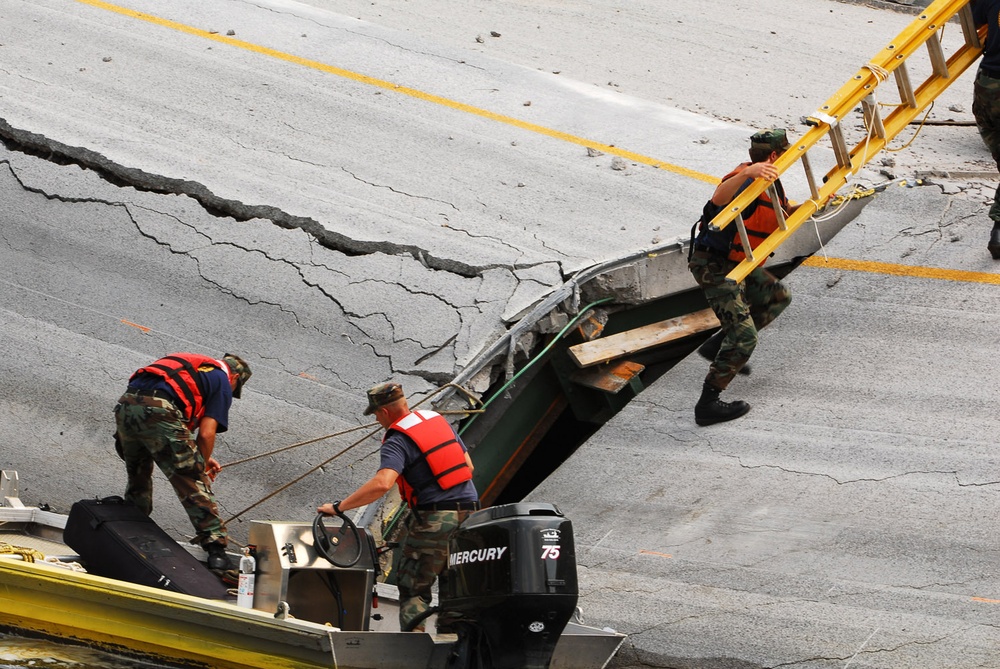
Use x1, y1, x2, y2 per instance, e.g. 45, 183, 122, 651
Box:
535, 181, 1000, 668
1, 0, 999, 667
0, 0, 736, 533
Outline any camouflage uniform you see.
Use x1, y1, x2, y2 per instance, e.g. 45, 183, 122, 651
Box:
114, 392, 227, 547
688, 251, 791, 390
973, 71, 1000, 222
396, 508, 474, 632
972, 1, 1000, 258
351, 382, 480, 632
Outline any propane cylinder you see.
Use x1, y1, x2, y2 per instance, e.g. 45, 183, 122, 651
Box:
237, 546, 256, 608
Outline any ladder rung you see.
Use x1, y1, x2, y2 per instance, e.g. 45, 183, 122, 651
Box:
767, 184, 787, 231
735, 212, 755, 263
894, 61, 918, 108
828, 122, 851, 170
800, 151, 820, 202
861, 93, 887, 140
925, 30, 949, 79
959, 5, 982, 51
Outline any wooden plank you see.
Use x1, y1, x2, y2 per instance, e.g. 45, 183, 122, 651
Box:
567, 308, 720, 368
570, 360, 645, 394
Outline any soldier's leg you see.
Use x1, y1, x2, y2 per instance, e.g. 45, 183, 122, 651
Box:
433, 508, 474, 633
167, 471, 227, 548
396, 510, 461, 632
703, 286, 757, 389
689, 254, 754, 425
114, 397, 156, 516
690, 255, 757, 389
744, 266, 791, 331
972, 74, 1000, 258
165, 457, 227, 548
973, 75, 1000, 181
140, 402, 227, 548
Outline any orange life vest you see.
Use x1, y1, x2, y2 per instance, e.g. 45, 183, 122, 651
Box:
131, 353, 226, 427
721, 163, 788, 263
387, 410, 472, 507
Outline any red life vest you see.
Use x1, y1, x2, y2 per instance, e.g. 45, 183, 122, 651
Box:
387, 410, 472, 507
131, 353, 226, 427
721, 163, 788, 263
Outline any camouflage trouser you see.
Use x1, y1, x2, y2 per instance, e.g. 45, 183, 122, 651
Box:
973, 71, 1000, 222
113, 392, 227, 548
689, 252, 791, 390
396, 508, 472, 632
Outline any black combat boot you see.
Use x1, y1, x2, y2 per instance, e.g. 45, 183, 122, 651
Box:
989, 222, 1000, 260
697, 330, 751, 375
695, 383, 750, 426
205, 542, 232, 571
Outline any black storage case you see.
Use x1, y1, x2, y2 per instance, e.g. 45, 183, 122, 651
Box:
64, 496, 228, 599
441, 502, 579, 669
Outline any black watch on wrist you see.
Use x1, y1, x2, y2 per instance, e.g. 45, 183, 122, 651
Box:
332, 500, 342, 515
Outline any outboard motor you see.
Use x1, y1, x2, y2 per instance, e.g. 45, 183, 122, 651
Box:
439, 502, 578, 669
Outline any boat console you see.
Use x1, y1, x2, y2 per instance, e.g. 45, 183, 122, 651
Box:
249, 503, 582, 668
249, 519, 377, 631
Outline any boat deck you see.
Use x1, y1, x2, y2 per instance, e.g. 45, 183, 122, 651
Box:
0, 500, 625, 668
1, 531, 69, 556
0, 506, 73, 558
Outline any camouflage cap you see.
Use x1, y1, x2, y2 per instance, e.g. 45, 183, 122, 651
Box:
750, 128, 789, 153
223, 353, 252, 399
364, 382, 404, 415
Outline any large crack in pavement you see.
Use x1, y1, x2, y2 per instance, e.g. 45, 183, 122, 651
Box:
0, 118, 565, 282
0, 136, 570, 392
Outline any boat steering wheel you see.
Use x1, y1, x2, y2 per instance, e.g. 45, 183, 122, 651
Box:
312, 510, 363, 568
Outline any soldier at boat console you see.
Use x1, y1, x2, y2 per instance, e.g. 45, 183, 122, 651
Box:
318, 382, 480, 632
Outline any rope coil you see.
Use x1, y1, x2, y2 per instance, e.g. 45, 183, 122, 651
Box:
0, 542, 45, 563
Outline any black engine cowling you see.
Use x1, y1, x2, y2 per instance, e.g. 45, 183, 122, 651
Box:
439, 502, 578, 669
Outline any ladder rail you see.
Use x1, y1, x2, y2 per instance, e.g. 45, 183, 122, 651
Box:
727, 28, 984, 280
702, 0, 984, 284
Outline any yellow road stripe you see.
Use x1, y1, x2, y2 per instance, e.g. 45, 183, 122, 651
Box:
803, 256, 1000, 285
73, 0, 716, 184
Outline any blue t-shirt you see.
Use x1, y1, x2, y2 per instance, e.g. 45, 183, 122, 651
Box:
379, 428, 478, 505
975, 0, 1000, 74
129, 367, 233, 432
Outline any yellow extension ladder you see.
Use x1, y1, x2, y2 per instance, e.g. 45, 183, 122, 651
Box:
712, 0, 985, 284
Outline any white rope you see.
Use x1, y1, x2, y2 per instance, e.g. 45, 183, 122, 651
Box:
811, 213, 830, 263
43, 555, 87, 572
856, 62, 889, 175
864, 62, 890, 83
0, 544, 88, 572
